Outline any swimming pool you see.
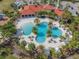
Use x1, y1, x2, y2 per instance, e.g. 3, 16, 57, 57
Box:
52, 27, 62, 38
22, 23, 34, 35
36, 22, 48, 43
21, 22, 62, 43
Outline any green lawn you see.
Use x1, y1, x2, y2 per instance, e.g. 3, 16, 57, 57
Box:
0, 56, 5, 59
5, 55, 17, 59
71, 54, 79, 59
0, 0, 15, 11
0, 55, 17, 59
67, 54, 79, 59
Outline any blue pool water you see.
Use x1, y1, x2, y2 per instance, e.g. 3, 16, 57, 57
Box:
36, 22, 48, 43
21, 22, 62, 43
22, 23, 34, 35
52, 27, 62, 38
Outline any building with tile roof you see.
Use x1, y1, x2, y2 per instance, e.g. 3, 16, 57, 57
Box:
19, 4, 63, 17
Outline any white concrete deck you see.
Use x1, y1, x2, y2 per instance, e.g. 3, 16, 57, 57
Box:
16, 17, 72, 50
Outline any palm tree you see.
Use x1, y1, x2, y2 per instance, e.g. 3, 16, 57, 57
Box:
36, 54, 47, 59
47, 0, 52, 4
48, 21, 53, 28
32, 27, 37, 34
41, 0, 48, 4
62, 10, 73, 25
60, 38, 77, 56
34, 18, 40, 24
20, 40, 27, 48
36, 46, 47, 59
63, 10, 72, 19
37, 45, 44, 53
38, 10, 48, 16
50, 48, 58, 58
48, 11, 56, 20
47, 29, 52, 37
73, 16, 79, 30
28, 43, 35, 51
1, 21, 16, 39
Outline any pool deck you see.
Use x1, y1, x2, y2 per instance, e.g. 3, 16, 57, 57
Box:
20, 33, 66, 49
16, 17, 50, 29
16, 17, 72, 50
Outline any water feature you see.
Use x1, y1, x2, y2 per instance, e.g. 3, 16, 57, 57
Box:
22, 23, 34, 35
52, 27, 62, 38
36, 22, 48, 43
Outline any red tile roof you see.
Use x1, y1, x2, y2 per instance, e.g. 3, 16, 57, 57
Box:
19, 4, 63, 16
54, 8, 64, 16
43, 4, 55, 10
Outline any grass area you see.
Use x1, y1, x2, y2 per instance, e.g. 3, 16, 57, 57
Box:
0, 55, 17, 59
73, 54, 79, 59
67, 54, 79, 59
0, 56, 5, 59
5, 55, 17, 59
0, 0, 15, 12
